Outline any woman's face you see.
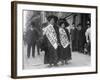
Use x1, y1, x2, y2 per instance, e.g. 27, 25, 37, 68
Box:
61, 23, 65, 28
49, 18, 55, 25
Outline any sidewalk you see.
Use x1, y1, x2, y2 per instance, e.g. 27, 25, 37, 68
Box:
23, 45, 91, 69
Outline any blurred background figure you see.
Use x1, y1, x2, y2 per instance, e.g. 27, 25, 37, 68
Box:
69, 23, 75, 51
75, 24, 85, 53
85, 22, 91, 55
25, 22, 40, 58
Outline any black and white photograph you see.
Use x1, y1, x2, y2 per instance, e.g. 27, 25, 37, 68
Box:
11, 1, 97, 78
23, 11, 91, 69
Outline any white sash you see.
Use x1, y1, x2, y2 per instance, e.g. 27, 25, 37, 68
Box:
43, 24, 58, 49
59, 28, 69, 48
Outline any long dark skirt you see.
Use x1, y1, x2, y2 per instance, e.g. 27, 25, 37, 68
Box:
41, 35, 58, 65
44, 45, 58, 65
58, 44, 71, 61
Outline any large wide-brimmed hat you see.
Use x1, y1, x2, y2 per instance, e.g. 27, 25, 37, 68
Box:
47, 15, 58, 23
58, 18, 69, 27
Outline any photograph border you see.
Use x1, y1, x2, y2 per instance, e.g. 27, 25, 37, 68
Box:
11, 1, 98, 79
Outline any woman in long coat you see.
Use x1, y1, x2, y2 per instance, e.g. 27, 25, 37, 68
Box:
58, 18, 72, 65
41, 15, 59, 67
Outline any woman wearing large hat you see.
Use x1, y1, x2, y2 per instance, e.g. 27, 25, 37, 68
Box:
58, 18, 72, 65
41, 15, 59, 67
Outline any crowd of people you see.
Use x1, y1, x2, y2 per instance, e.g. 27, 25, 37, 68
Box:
70, 21, 91, 55
24, 15, 91, 67
41, 15, 72, 67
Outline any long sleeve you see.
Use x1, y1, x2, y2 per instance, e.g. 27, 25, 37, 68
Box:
65, 28, 70, 41
53, 25, 60, 45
